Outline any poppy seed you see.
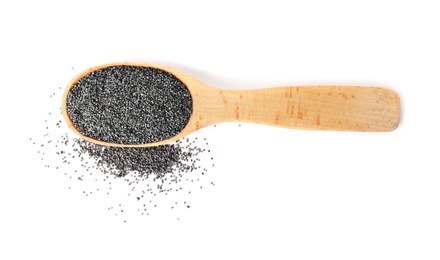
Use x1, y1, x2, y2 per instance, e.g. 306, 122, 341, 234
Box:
65, 65, 193, 145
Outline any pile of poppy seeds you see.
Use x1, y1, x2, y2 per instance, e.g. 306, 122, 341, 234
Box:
65, 66, 193, 145
32, 65, 215, 222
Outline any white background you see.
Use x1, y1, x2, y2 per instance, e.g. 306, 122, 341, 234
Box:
1, 1, 439, 259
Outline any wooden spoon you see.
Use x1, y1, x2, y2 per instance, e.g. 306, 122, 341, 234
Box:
62, 62, 400, 147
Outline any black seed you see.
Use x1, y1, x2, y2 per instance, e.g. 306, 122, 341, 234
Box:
65, 65, 193, 145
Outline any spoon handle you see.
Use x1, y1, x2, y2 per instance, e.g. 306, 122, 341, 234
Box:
202, 86, 399, 132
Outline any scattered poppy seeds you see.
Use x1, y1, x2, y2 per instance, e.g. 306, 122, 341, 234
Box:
32, 66, 215, 221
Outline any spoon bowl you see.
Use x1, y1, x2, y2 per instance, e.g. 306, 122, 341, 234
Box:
62, 62, 400, 147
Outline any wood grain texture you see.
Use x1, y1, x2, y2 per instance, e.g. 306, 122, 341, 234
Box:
62, 62, 400, 147
189, 85, 400, 132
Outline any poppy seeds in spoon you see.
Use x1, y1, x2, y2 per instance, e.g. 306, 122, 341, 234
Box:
66, 65, 193, 145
